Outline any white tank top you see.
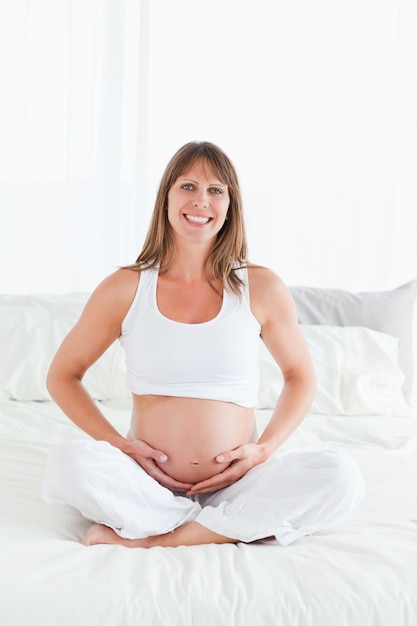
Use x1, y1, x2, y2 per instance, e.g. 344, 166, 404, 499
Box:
119, 267, 261, 408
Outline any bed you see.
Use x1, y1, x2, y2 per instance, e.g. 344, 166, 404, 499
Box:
1, 280, 417, 626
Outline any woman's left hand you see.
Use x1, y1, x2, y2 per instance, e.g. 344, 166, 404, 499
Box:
186, 443, 268, 496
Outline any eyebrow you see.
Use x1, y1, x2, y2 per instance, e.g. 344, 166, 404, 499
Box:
178, 178, 227, 187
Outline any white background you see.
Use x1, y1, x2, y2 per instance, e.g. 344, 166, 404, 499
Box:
0, 0, 416, 294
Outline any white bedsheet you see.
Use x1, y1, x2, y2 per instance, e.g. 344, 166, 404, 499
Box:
1, 399, 417, 626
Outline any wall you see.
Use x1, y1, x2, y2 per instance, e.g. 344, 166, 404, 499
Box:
0, 0, 416, 294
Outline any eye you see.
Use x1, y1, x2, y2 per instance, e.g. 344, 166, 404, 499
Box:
181, 184, 193, 191
210, 187, 223, 194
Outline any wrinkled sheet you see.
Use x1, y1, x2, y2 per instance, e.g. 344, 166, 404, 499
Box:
1, 399, 417, 626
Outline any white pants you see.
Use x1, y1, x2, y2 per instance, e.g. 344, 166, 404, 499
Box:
43, 440, 365, 546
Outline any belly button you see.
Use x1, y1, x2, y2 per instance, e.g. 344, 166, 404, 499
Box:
190, 461, 200, 466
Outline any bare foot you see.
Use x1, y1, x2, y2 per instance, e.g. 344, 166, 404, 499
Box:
82, 524, 149, 547
82, 521, 237, 548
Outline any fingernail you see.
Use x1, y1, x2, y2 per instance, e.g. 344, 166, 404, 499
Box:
217, 455, 225, 462
159, 454, 167, 462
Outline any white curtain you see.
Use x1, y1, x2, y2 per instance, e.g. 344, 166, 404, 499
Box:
0, 0, 416, 294
0, 0, 147, 292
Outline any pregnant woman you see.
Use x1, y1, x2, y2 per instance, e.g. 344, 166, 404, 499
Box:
43, 141, 364, 548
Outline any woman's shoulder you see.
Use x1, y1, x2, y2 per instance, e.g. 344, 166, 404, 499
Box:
246, 263, 294, 322
84, 268, 141, 320
94, 267, 140, 295
246, 263, 287, 292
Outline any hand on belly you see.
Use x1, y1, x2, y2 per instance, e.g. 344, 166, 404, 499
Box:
130, 396, 256, 486
137, 417, 251, 484
155, 452, 232, 484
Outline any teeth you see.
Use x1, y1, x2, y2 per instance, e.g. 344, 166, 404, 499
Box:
185, 215, 210, 224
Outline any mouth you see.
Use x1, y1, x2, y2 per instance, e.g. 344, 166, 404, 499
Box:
184, 214, 212, 225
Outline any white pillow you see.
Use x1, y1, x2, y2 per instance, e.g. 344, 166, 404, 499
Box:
257, 325, 411, 416
0, 293, 129, 401
290, 280, 417, 404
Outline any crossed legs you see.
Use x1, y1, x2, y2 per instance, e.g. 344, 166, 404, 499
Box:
44, 440, 365, 549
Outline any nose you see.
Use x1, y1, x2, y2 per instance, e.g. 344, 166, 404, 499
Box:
192, 189, 209, 208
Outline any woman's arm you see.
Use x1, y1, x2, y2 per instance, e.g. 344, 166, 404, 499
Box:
47, 269, 137, 450
252, 266, 317, 455
188, 267, 316, 495
47, 269, 193, 491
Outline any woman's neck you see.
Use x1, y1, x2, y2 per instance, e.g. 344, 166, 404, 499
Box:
165, 243, 213, 284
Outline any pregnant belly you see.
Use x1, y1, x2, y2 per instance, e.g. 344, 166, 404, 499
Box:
130, 395, 256, 483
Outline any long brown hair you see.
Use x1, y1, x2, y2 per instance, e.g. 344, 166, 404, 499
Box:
128, 141, 248, 294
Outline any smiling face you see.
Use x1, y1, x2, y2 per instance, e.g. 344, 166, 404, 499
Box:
135, 142, 247, 286
167, 160, 230, 248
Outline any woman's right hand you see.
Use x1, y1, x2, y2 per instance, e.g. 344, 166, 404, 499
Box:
124, 439, 194, 493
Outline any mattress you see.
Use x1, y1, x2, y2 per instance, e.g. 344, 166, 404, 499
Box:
1, 398, 416, 626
